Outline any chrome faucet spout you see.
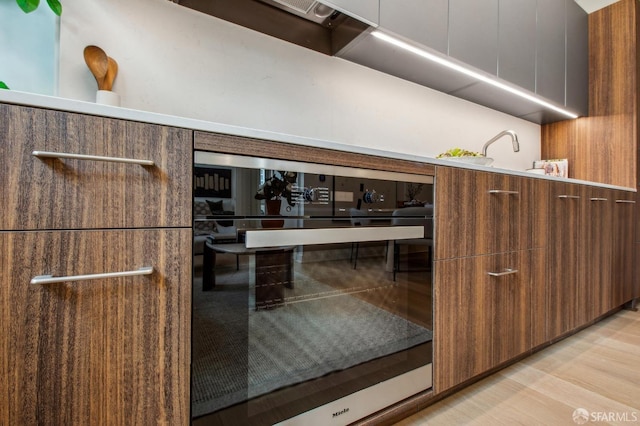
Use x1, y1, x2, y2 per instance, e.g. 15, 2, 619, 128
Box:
481, 130, 520, 157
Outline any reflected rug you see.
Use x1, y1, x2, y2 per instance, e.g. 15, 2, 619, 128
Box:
191, 269, 432, 418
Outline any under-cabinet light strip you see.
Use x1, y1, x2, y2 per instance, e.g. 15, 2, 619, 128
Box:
371, 31, 579, 119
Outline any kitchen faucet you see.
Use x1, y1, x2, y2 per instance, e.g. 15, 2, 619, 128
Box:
481, 130, 520, 157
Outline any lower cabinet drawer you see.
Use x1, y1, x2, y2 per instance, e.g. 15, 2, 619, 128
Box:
1, 104, 192, 231
434, 250, 539, 393
0, 228, 191, 425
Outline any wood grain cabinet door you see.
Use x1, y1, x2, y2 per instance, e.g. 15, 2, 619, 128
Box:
579, 187, 614, 323
546, 182, 582, 340
0, 229, 191, 426
434, 250, 532, 393
435, 167, 529, 259
611, 190, 636, 306
0, 104, 192, 231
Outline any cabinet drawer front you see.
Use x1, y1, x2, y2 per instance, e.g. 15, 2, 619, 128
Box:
435, 166, 529, 259
0, 229, 191, 425
1, 104, 192, 230
434, 250, 533, 393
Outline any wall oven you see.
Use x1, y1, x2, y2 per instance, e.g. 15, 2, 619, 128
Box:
192, 151, 434, 425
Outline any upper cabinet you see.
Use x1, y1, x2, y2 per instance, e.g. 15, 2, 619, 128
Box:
536, 0, 568, 107
565, 0, 589, 115
541, 0, 637, 189
379, 0, 448, 54
339, 0, 588, 123
448, 0, 499, 75
321, 0, 379, 25
498, 0, 537, 93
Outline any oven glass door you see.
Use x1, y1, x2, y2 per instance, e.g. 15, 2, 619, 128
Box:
192, 153, 434, 425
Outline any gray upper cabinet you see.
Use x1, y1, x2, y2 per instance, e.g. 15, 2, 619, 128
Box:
565, 0, 588, 116
379, 0, 449, 55
498, 0, 536, 93
321, 0, 379, 25
536, 0, 566, 106
346, 0, 588, 123
448, 0, 499, 75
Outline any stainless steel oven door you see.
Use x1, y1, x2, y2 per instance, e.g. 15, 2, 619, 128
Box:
248, 226, 433, 425
192, 152, 433, 426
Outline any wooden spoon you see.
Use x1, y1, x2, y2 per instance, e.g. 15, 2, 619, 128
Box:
83, 45, 108, 89
102, 57, 118, 91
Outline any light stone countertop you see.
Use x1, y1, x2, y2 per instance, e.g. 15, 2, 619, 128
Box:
1, 90, 635, 192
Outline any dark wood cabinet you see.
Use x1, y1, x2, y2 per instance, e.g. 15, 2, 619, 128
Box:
434, 250, 538, 393
546, 184, 635, 341
580, 187, 614, 323
0, 229, 191, 425
611, 190, 636, 306
0, 103, 192, 425
0, 104, 192, 231
434, 167, 550, 393
546, 182, 583, 341
527, 178, 549, 349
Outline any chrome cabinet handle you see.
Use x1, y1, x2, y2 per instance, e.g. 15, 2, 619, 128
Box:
488, 268, 518, 277
558, 195, 580, 199
33, 151, 155, 166
31, 266, 154, 285
489, 190, 519, 195
589, 198, 608, 201
615, 200, 636, 204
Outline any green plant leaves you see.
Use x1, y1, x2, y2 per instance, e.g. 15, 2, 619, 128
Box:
0, 82, 9, 90
46, 0, 62, 16
15, 0, 62, 15
16, 0, 40, 14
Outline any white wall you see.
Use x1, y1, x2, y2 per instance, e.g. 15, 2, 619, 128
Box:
58, 0, 540, 171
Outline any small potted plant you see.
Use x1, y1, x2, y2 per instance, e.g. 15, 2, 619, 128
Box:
405, 183, 425, 205
254, 171, 297, 228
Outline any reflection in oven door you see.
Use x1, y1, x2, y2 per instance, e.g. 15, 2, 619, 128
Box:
192, 152, 434, 425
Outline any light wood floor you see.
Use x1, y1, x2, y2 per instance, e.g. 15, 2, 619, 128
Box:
394, 309, 640, 426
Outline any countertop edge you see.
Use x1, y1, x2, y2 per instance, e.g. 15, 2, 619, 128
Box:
1, 90, 635, 192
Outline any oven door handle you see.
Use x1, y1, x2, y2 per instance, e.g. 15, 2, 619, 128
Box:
245, 226, 426, 249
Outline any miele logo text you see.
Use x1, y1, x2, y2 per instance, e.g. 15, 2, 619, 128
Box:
333, 408, 349, 418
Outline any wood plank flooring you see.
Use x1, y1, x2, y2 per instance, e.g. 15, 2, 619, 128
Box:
394, 309, 640, 426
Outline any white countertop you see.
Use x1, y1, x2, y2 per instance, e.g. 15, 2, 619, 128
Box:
1, 90, 635, 192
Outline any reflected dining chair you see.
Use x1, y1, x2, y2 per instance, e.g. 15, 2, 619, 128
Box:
349, 207, 371, 269
391, 205, 433, 281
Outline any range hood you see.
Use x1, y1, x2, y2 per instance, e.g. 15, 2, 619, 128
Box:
170, 0, 369, 55
256, 0, 339, 26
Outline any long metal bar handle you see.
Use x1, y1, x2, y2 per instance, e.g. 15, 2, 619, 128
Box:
488, 190, 519, 195
487, 268, 518, 277
32, 151, 155, 166
31, 266, 154, 285
589, 197, 608, 201
558, 195, 581, 199
615, 200, 636, 204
